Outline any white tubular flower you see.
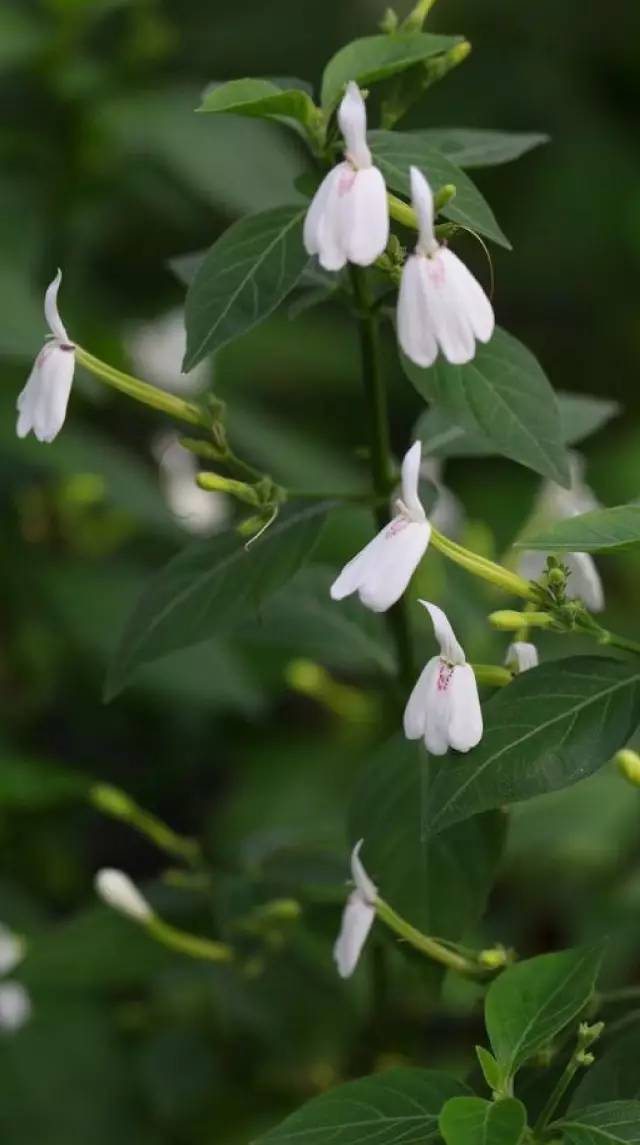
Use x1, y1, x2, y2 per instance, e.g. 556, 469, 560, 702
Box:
506, 641, 539, 674
95, 868, 153, 924
0, 982, 31, 1033
404, 601, 483, 756
16, 270, 76, 443
0, 925, 24, 977
517, 456, 604, 612
334, 841, 377, 979
304, 82, 389, 271
330, 441, 431, 612
397, 167, 494, 367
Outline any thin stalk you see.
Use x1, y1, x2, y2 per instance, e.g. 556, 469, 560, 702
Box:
349, 265, 414, 691
148, 918, 233, 963
533, 1056, 581, 1138
76, 346, 208, 428
594, 627, 640, 656
376, 898, 486, 979
430, 527, 538, 601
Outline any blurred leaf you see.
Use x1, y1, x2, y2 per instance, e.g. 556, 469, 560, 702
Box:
0, 755, 88, 811
403, 328, 571, 485
321, 33, 460, 111
106, 503, 330, 698
553, 1102, 640, 1145
184, 206, 308, 370
422, 657, 640, 834
349, 735, 506, 938
415, 129, 549, 169
485, 945, 604, 1080
416, 393, 620, 460
244, 564, 394, 673
521, 504, 640, 555
369, 131, 510, 248
571, 1031, 640, 1108
439, 1097, 527, 1145
259, 1068, 470, 1143
199, 78, 317, 128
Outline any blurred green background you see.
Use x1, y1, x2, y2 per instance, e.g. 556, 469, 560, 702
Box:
1, 1, 640, 1142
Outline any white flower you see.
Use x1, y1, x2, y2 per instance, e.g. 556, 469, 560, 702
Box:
334, 841, 377, 979
95, 868, 153, 924
17, 270, 76, 443
404, 601, 483, 756
0, 925, 24, 977
397, 167, 494, 367
154, 433, 228, 536
517, 456, 604, 612
0, 982, 31, 1033
330, 441, 431, 612
506, 641, 539, 674
304, 82, 389, 271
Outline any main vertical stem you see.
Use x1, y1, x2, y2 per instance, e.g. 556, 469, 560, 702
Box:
349, 266, 415, 691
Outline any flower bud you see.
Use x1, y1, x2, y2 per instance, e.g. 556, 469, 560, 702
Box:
95, 869, 153, 924
490, 610, 554, 631
616, 749, 640, 786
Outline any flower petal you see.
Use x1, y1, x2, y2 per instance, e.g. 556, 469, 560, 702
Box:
343, 167, 389, 267
448, 663, 483, 753
506, 641, 539, 673
403, 655, 439, 740
400, 440, 426, 522
565, 551, 605, 612
303, 165, 348, 271
333, 892, 375, 978
338, 82, 371, 169
422, 665, 453, 756
410, 166, 437, 254
440, 247, 494, 344
0, 982, 31, 1032
331, 518, 430, 612
397, 255, 438, 368
33, 344, 75, 443
418, 600, 466, 664
421, 252, 475, 364
44, 269, 70, 343
350, 840, 377, 903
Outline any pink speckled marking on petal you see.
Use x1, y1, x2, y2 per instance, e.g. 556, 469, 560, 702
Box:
338, 167, 357, 197
384, 516, 409, 540
437, 661, 455, 692
426, 255, 447, 288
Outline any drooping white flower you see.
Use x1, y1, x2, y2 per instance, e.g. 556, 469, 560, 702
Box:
16, 270, 76, 443
304, 82, 389, 271
330, 441, 431, 612
334, 841, 377, 979
505, 641, 539, 674
95, 868, 153, 924
397, 167, 494, 367
0, 982, 31, 1033
404, 601, 483, 756
0, 925, 24, 977
517, 455, 604, 612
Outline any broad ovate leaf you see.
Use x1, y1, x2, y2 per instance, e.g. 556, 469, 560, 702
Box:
321, 33, 460, 112
184, 205, 308, 370
403, 328, 571, 485
520, 504, 640, 555
553, 1103, 640, 1145
416, 128, 549, 169
199, 78, 318, 129
439, 1097, 527, 1145
258, 1067, 470, 1144
485, 945, 604, 1080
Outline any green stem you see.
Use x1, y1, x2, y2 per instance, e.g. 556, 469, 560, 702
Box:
349, 265, 414, 691
592, 627, 640, 656
401, 0, 439, 28
430, 527, 539, 601
76, 346, 208, 428
376, 897, 486, 978
148, 918, 233, 963
533, 1056, 581, 1138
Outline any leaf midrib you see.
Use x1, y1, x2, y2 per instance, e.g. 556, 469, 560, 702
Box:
429, 666, 640, 830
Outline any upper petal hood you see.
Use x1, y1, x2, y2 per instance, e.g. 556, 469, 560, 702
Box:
401, 440, 426, 522
338, 82, 371, 169
44, 269, 70, 343
419, 600, 465, 664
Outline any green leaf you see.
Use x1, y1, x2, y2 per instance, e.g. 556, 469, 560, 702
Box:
485, 945, 604, 1080
475, 1047, 502, 1094
349, 735, 506, 939
198, 78, 317, 128
570, 1031, 640, 1108
415, 128, 549, 169
520, 504, 640, 555
422, 657, 640, 835
258, 1067, 470, 1144
416, 393, 619, 461
439, 1097, 527, 1145
369, 130, 510, 248
553, 1102, 640, 1145
105, 502, 329, 699
0, 754, 88, 810
321, 33, 460, 112
183, 205, 308, 370
403, 328, 571, 485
